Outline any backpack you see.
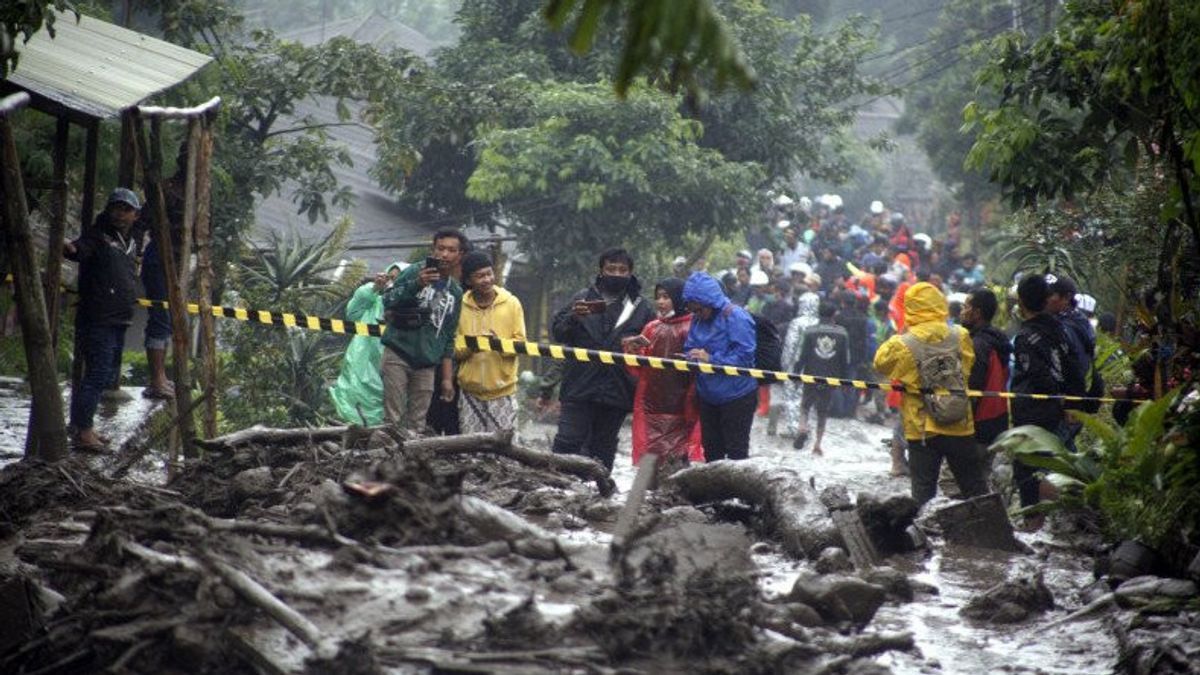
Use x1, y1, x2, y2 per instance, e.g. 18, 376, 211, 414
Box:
975, 349, 1009, 423
900, 329, 969, 426
750, 312, 782, 372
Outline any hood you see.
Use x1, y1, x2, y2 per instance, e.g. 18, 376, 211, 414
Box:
903, 282, 948, 327
973, 323, 1013, 360
655, 277, 687, 317
682, 272, 729, 311
386, 260, 406, 274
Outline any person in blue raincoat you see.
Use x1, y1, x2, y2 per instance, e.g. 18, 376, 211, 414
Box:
681, 272, 758, 461
330, 262, 405, 425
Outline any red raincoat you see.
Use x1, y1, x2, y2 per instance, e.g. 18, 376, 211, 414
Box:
628, 313, 703, 465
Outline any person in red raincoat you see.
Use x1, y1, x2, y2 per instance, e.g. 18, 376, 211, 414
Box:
623, 277, 703, 466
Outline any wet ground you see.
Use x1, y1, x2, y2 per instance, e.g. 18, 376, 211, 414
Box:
526, 407, 1119, 674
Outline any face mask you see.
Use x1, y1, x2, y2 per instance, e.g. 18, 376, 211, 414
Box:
597, 274, 630, 295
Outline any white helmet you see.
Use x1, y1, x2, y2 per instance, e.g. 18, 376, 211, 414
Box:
772, 193, 794, 206
749, 269, 770, 286
913, 233, 933, 250
1075, 293, 1097, 313
799, 196, 813, 212
869, 200, 885, 215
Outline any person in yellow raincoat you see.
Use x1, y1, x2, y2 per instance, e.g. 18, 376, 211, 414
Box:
873, 282, 988, 504
330, 262, 405, 425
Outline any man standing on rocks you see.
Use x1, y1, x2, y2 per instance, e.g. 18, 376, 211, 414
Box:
873, 282, 988, 504
380, 228, 465, 433
64, 188, 142, 451
550, 248, 653, 471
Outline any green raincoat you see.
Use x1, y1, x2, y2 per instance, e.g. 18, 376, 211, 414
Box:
330, 262, 402, 424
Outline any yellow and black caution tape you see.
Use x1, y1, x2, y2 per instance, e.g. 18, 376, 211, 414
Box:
1, 284, 1143, 404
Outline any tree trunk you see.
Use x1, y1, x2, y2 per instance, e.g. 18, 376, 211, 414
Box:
193, 119, 218, 439
0, 98, 68, 462
664, 459, 838, 559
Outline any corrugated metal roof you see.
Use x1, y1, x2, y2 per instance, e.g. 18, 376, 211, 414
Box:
6, 10, 212, 120
278, 11, 437, 56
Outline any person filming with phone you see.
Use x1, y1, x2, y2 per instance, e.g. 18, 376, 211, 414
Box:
380, 229, 466, 434
547, 248, 653, 472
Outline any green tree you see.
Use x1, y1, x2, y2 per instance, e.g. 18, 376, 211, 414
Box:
465, 82, 763, 284
1, 0, 75, 77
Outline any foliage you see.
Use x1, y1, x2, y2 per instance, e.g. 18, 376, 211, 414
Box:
991, 387, 1200, 565
963, 0, 1200, 263
233, 216, 352, 305
542, 0, 755, 99
1, 0, 75, 77
465, 81, 764, 285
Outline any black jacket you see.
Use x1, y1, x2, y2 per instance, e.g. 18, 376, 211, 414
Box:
968, 324, 1013, 393
551, 276, 653, 411
796, 322, 850, 379
1011, 313, 1084, 431
67, 213, 139, 326
834, 307, 870, 366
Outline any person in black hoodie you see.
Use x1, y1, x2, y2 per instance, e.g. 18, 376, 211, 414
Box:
64, 188, 142, 450
549, 248, 654, 471
961, 288, 1012, 445
1010, 274, 1086, 522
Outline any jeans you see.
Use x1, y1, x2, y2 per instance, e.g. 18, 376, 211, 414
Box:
698, 389, 758, 462
907, 434, 989, 505
141, 240, 172, 350
552, 401, 628, 472
70, 322, 127, 431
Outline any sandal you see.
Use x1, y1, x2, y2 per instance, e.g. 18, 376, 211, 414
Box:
72, 439, 110, 453
142, 386, 174, 400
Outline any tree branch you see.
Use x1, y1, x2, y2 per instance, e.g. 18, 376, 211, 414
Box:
265, 121, 363, 139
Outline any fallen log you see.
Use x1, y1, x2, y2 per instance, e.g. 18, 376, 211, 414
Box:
664, 459, 839, 559
404, 430, 616, 497
202, 554, 338, 659
194, 424, 384, 452
458, 495, 575, 562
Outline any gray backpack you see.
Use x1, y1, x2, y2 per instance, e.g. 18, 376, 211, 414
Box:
900, 329, 969, 425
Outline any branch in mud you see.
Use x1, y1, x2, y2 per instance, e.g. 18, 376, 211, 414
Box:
402, 430, 616, 497
664, 459, 840, 559
457, 494, 577, 564
194, 424, 384, 452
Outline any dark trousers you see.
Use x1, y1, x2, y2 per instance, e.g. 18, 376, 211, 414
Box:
141, 240, 172, 349
70, 322, 127, 431
908, 434, 988, 505
698, 390, 758, 462
552, 401, 628, 472
1013, 421, 1072, 507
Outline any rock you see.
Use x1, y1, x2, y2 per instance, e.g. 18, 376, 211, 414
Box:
581, 501, 620, 522
860, 566, 915, 603
543, 513, 564, 530
930, 493, 1024, 553
787, 572, 887, 627
231, 466, 273, 501
785, 601, 825, 627
750, 541, 774, 555
405, 586, 432, 603
815, 547, 853, 574
628, 523, 755, 586
856, 492, 920, 554
1114, 576, 1198, 606
560, 513, 587, 530
1189, 550, 1200, 581
961, 568, 1054, 623
1106, 541, 1166, 583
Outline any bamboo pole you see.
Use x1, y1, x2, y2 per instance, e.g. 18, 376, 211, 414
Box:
177, 118, 200, 453
193, 118, 217, 439
133, 113, 195, 458
0, 93, 68, 462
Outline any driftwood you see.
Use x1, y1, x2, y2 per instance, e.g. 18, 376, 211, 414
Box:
202, 554, 337, 659
194, 424, 383, 452
609, 454, 658, 559
664, 459, 839, 559
404, 430, 616, 496
458, 495, 575, 563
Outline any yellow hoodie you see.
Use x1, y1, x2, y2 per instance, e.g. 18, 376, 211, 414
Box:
455, 286, 527, 400
872, 282, 975, 441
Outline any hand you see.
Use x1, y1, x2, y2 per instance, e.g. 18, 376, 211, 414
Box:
572, 300, 592, 317
439, 379, 455, 402
373, 273, 389, 293
686, 348, 710, 362
417, 266, 441, 288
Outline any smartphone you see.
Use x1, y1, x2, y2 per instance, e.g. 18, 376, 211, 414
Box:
424, 256, 440, 270
622, 334, 650, 349
582, 299, 608, 314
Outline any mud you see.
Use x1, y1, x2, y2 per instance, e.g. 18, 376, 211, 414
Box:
0, 409, 1189, 673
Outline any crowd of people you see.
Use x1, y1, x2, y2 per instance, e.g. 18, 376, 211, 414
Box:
64, 186, 1108, 530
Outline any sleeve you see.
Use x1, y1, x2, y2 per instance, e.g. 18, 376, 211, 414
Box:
380, 265, 420, 309
958, 327, 976, 383
453, 305, 472, 361
345, 283, 378, 322
708, 311, 756, 367
873, 335, 906, 380
781, 319, 802, 373
551, 292, 583, 344
967, 335, 990, 392
506, 299, 527, 362
66, 234, 98, 263
440, 291, 463, 361
795, 331, 808, 373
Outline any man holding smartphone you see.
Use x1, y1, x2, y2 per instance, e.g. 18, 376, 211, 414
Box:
548, 248, 653, 471
379, 229, 466, 433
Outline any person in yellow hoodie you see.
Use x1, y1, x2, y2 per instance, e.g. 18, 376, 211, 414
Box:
873, 282, 988, 505
455, 251, 527, 433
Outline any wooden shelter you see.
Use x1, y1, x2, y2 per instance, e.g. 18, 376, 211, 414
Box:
1, 11, 216, 461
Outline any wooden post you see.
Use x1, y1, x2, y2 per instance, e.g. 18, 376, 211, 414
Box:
45, 116, 70, 348
193, 117, 218, 439
0, 93, 68, 462
133, 113, 196, 457
79, 121, 99, 234
118, 111, 137, 188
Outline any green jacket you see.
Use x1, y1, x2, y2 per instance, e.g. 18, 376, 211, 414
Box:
381, 264, 463, 369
